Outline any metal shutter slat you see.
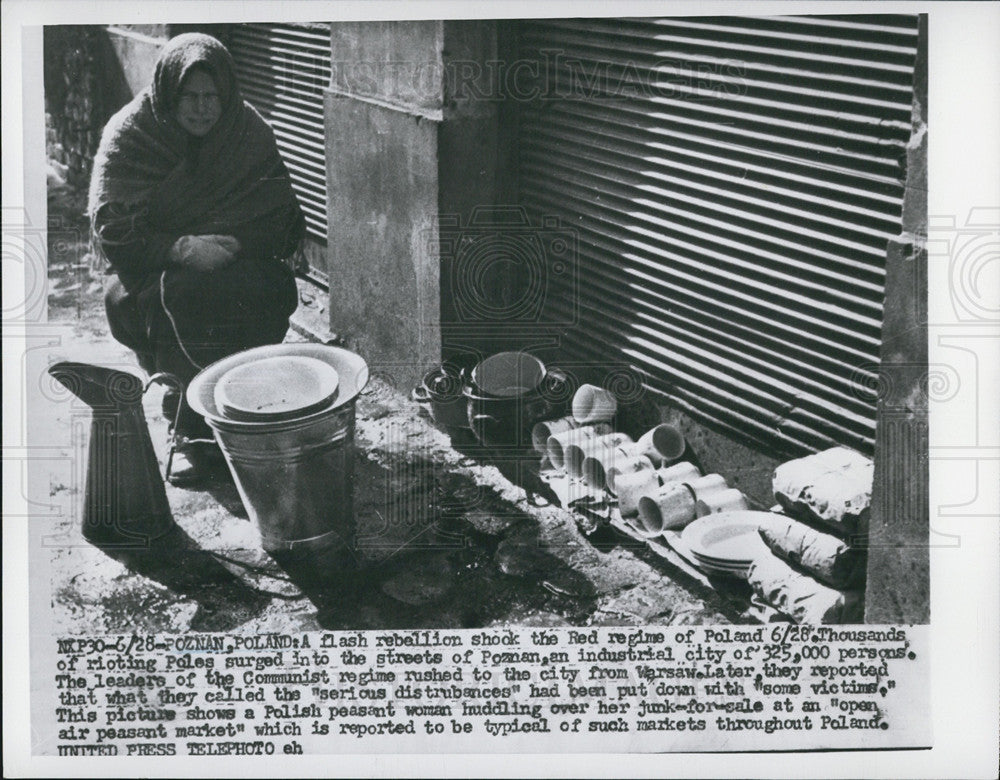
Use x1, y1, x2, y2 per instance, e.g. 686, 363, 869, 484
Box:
522, 139, 894, 270
525, 99, 907, 185
524, 132, 900, 249
537, 258, 881, 420
651, 18, 917, 58
230, 23, 330, 258
516, 15, 918, 458
530, 19, 916, 77
521, 183, 885, 341
525, 50, 914, 133
520, 189, 884, 374
523, 28, 916, 104
732, 15, 918, 39
538, 98, 907, 196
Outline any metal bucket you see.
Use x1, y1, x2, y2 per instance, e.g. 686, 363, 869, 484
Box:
187, 344, 369, 556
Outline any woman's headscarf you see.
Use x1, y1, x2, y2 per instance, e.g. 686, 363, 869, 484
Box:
88, 33, 302, 241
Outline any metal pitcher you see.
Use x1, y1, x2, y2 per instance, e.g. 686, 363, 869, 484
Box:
48, 361, 176, 546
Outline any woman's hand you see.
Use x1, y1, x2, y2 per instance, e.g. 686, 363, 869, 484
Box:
170, 234, 241, 271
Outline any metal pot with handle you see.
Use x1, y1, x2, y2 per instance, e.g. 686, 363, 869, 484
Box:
466, 362, 570, 449
411, 363, 470, 432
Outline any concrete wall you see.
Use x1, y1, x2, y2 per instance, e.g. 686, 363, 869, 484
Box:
102, 26, 168, 106
329, 21, 444, 118
324, 22, 444, 389
324, 21, 511, 389
324, 92, 442, 383
99, 24, 231, 108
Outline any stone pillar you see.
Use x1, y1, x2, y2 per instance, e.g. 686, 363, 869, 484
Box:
864, 14, 929, 623
323, 21, 513, 388
324, 22, 445, 390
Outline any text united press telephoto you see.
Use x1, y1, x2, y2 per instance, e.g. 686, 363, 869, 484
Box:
29, 13, 935, 758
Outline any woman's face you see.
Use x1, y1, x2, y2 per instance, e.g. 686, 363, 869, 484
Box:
174, 69, 222, 137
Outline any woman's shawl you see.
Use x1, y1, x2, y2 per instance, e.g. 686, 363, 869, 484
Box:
88, 33, 302, 252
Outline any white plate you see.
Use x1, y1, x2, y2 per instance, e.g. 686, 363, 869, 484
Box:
690, 546, 757, 563
188, 344, 369, 426
690, 548, 753, 565
691, 551, 755, 567
693, 560, 752, 580
697, 562, 750, 579
214, 355, 339, 420
682, 511, 774, 564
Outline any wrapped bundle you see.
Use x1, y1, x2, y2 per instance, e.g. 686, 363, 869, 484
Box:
747, 554, 861, 625
758, 516, 865, 589
772, 447, 873, 535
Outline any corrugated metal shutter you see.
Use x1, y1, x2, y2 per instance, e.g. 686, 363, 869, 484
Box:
516, 15, 920, 458
230, 23, 331, 280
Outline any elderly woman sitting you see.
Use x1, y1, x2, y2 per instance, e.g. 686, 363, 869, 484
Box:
89, 33, 305, 484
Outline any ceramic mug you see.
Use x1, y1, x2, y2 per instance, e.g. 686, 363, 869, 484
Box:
571, 384, 618, 425
695, 488, 749, 517
637, 483, 697, 535
546, 423, 612, 470
565, 432, 632, 479
633, 423, 686, 466
581, 443, 640, 490
531, 415, 579, 454
657, 461, 701, 487
606, 455, 656, 496
616, 468, 663, 518
684, 473, 729, 506
616, 460, 700, 516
